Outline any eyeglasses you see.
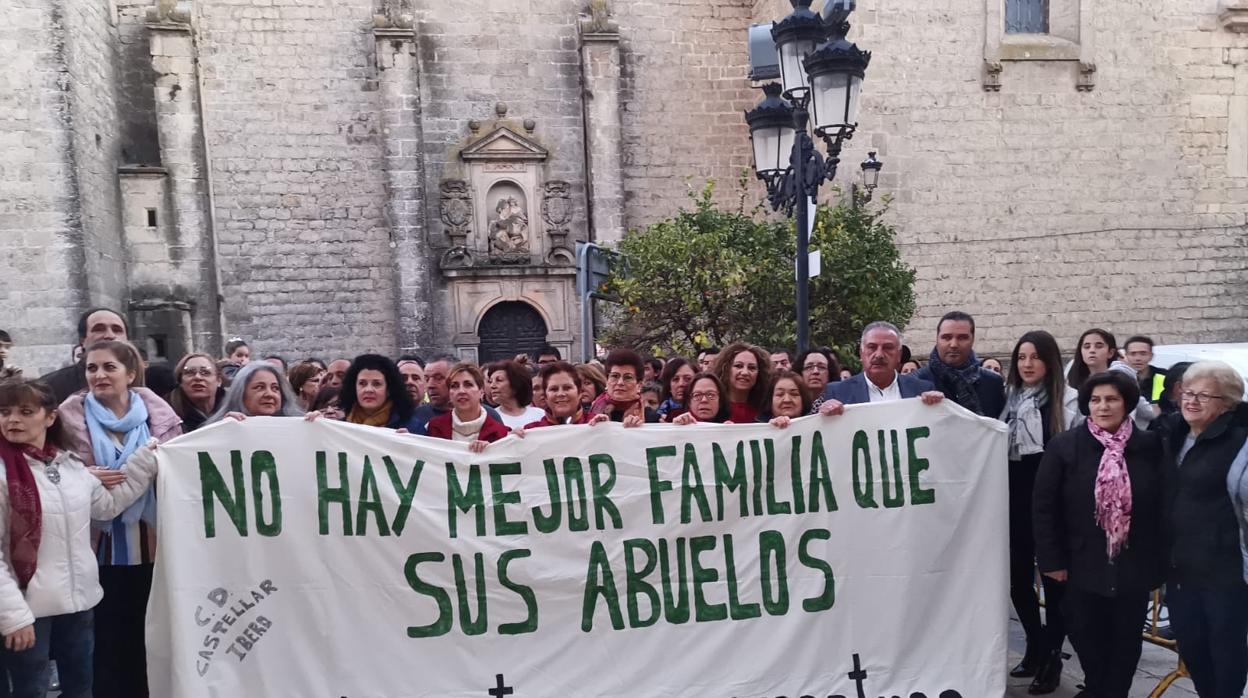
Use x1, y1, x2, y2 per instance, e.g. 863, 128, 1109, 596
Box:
181, 367, 215, 378
1180, 390, 1224, 404
690, 391, 719, 402
802, 364, 829, 373
607, 373, 637, 384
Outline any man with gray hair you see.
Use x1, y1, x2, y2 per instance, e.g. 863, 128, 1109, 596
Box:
820, 321, 938, 407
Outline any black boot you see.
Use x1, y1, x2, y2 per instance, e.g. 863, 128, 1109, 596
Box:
1028, 650, 1062, 694
1010, 643, 1043, 678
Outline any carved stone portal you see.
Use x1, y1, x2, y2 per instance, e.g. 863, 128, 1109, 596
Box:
444, 124, 562, 267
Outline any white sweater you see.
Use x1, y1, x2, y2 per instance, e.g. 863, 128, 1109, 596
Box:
0, 445, 158, 634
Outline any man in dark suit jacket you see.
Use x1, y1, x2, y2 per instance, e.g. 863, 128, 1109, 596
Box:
821, 321, 939, 408
913, 310, 1005, 419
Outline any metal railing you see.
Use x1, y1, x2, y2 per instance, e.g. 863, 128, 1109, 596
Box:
1142, 588, 1187, 697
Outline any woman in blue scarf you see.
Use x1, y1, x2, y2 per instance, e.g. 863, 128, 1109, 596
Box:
58, 340, 181, 698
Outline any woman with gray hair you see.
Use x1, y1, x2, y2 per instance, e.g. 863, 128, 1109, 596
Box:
1155, 360, 1248, 698
206, 362, 313, 424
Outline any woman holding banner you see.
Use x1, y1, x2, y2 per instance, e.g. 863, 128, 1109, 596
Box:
0, 380, 162, 698
671, 374, 732, 425
206, 361, 306, 423
338, 355, 422, 432
426, 364, 510, 451
765, 370, 813, 428
1033, 370, 1165, 698
1000, 331, 1079, 693
525, 362, 590, 428
55, 340, 181, 698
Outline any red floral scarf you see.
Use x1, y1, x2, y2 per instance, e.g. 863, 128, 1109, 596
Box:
0, 437, 47, 589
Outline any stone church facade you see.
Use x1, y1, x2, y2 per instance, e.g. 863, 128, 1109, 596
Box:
3, 0, 1247, 374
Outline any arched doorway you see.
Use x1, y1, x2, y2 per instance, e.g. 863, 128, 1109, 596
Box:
477, 301, 548, 363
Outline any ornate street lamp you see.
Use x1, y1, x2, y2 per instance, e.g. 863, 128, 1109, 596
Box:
859, 150, 883, 200
745, 0, 873, 354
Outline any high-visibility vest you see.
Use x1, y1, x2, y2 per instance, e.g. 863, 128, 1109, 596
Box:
1148, 371, 1166, 402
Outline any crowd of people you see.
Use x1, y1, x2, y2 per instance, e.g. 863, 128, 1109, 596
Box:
0, 306, 1244, 698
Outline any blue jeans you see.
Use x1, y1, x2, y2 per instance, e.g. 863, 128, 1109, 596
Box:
2, 609, 93, 698
1169, 583, 1248, 698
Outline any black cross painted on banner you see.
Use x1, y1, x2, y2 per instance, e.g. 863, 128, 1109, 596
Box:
847, 653, 868, 698
488, 674, 514, 697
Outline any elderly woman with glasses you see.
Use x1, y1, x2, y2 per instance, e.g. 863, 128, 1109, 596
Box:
1153, 360, 1248, 698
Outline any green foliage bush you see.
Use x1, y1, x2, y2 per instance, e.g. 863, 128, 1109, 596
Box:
601, 180, 916, 368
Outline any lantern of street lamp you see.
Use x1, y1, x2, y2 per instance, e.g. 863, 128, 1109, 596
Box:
744, 83, 797, 178
804, 36, 872, 141
860, 151, 883, 191
771, 0, 828, 100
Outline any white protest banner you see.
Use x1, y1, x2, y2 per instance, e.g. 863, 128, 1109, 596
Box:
146, 399, 1009, 698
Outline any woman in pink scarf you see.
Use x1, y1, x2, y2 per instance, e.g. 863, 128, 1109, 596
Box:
1032, 370, 1165, 698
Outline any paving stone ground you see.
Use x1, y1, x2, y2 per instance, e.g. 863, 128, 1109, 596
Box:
1005, 613, 1200, 697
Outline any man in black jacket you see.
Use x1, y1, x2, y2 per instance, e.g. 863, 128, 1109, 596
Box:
39, 307, 165, 404
914, 310, 1005, 419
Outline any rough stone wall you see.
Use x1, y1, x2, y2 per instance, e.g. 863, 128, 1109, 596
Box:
61, 0, 127, 317
116, 0, 161, 165
196, 0, 400, 359
0, 0, 126, 375
746, 0, 1248, 356
613, 0, 757, 229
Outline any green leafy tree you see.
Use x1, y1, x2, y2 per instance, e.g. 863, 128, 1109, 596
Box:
601, 181, 916, 365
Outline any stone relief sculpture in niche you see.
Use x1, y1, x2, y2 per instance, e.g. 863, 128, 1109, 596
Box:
542, 181, 575, 265
486, 182, 530, 264
439, 179, 476, 268
490, 196, 530, 254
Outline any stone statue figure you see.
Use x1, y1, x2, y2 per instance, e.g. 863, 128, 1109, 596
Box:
490, 196, 530, 254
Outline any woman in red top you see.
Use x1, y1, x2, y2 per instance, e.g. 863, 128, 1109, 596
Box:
425, 363, 510, 452
525, 362, 589, 428
713, 342, 771, 424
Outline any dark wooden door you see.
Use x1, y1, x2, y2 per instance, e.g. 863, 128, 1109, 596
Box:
477, 301, 548, 363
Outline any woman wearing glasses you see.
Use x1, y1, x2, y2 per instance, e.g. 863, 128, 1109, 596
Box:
166, 353, 225, 432
671, 373, 732, 425
1156, 360, 1248, 698
797, 348, 840, 413
586, 349, 659, 425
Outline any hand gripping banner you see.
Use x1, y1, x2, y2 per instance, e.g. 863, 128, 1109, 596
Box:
146, 399, 1009, 698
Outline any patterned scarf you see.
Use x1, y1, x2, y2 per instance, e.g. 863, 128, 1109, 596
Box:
1087, 418, 1134, 559
589, 392, 644, 422
347, 401, 392, 428
926, 347, 983, 415
0, 436, 45, 589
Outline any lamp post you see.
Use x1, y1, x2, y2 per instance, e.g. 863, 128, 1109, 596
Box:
745, 0, 871, 354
